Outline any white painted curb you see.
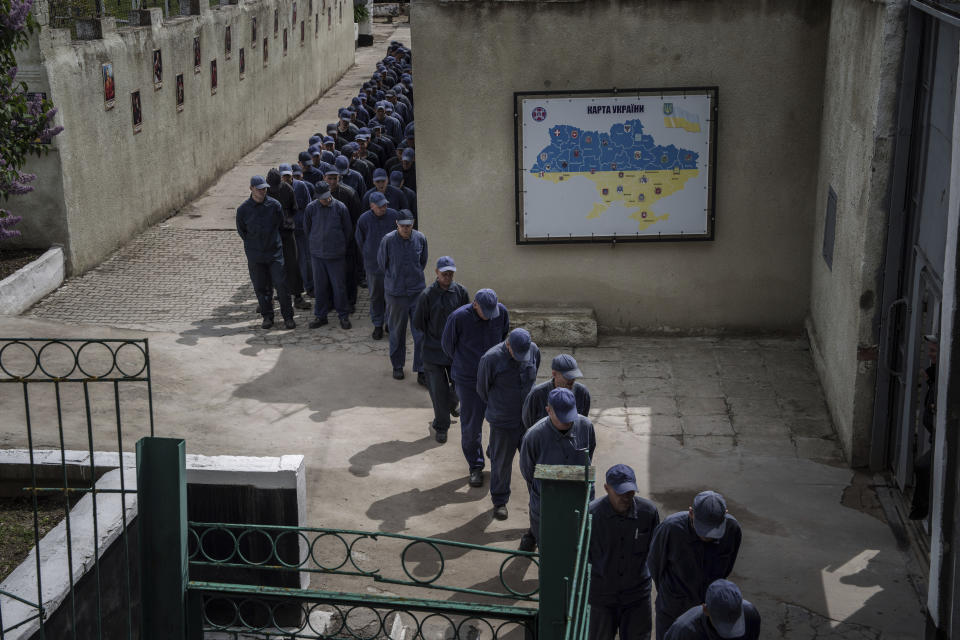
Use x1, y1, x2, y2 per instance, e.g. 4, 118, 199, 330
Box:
0, 245, 65, 316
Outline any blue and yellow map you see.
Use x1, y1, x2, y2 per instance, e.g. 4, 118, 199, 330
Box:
529, 119, 700, 231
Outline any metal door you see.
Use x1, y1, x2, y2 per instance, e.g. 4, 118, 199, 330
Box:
875, 12, 957, 489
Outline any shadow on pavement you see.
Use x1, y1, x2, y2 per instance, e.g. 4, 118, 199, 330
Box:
349, 435, 441, 477
366, 477, 487, 533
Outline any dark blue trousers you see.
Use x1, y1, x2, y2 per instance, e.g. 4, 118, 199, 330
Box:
486, 426, 523, 507
385, 293, 424, 372
311, 256, 349, 321
455, 378, 486, 471
367, 271, 386, 327
294, 232, 313, 296
423, 362, 457, 432
589, 594, 652, 640
247, 258, 292, 320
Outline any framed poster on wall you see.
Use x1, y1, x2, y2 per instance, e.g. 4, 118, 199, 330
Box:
514, 87, 718, 244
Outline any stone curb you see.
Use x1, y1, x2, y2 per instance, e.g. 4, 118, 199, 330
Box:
0, 246, 65, 316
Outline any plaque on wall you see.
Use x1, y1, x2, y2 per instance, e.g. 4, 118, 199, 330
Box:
131, 90, 142, 133
210, 59, 217, 95
175, 73, 184, 112
193, 36, 201, 73
102, 62, 115, 110
152, 49, 162, 89
225, 25, 232, 60
514, 87, 718, 244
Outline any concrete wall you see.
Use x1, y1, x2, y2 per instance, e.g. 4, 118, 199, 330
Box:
11, 0, 355, 274
411, 0, 829, 332
806, 0, 908, 465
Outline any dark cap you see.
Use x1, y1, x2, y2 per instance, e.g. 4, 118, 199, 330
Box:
474, 288, 500, 320
373, 168, 388, 182
298, 151, 312, 163
705, 580, 746, 639
250, 175, 269, 189
548, 387, 578, 423
389, 171, 404, 187
335, 155, 350, 173
692, 490, 728, 539
370, 192, 388, 207
315, 182, 331, 200
605, 464, 637, 494
402, 148, 415, 162
508, 328, 532, 362
551, 354, 583, 380
436, 256, 456, 272
397, 209, 415, 225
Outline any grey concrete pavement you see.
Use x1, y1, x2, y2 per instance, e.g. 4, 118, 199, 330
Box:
3, 19, 926, 639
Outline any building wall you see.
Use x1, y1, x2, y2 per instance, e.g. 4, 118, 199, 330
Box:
12, 0, 355, 274
411, 0, 829, 332
807, 0, 908, 465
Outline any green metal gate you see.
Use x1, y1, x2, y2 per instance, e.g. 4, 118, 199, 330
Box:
0, 338, 593, 640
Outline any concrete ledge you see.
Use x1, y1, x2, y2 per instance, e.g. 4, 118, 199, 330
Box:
0, 450, 307, 638
0, 246, 64, 316
510, 306, 598, 346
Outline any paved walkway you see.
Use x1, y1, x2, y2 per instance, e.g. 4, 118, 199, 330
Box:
1, 21, 926, 640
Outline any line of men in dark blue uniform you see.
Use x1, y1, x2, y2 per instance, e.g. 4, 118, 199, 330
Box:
408, 273, 761, 639
236, 41, 416, 332
235, 39, 763, 640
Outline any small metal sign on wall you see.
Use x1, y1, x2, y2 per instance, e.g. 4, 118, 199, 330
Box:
514, 87, 718, 244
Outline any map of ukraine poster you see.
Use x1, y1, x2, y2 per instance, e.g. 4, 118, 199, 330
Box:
515, 88, 717, 243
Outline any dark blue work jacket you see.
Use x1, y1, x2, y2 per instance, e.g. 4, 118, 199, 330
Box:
647, 512, 742, 618
236, 196, 283, 263
342, 169, 367, 197
522, 380, 592, 430
441, 304, 510, 384
413, 280, 470, 366
476, 342, 542, 429
304, 198, 352, 259
588, 496, 660, 606
519, 415, 597, 517
355, 208, 401, 272
377, 229, 428, 297
292, 179, 315, 223
664, 601, 761, 640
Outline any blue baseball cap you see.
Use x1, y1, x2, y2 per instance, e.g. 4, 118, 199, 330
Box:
321, 150, 336, 164
308, 135, 321, 146
323, 165, 340, 177
291, 164, 303, 176
474, 288, 500, 319
355, 131, 370, 141
507, 328, 532, 362
278, 163, 293, 176
370, 192, 388, 207
605, 464, 637, 494
390, 171, 404, 187
335, 155, 350, 174
436, 256, 456, 272
298, 151, 312, 163
397, 209, 415, 225
326, 122, 339, 133
402, 148, 415, 162
551, 354, 583, 380
705, 580, 746, 639
548, 387, 578, 424
371, 122, 385, 131
692, 490, 728, 539
250, 175, 268, 189
373, 168, 388, 182
315, 182, 331, 199
322, 136, 335, 145
342, 142, 359, 154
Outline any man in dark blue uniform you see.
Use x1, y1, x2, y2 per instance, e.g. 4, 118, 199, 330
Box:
519, 387, 596, 551
289, 163, 315, 297
648, 491, 743, 640
325, 166, 362, 312
522, 354, 591, 429
413, 256, 469, 443
442, 289, 510, 488
362, 168, 408, 212
304, 182, 353, 330
336, 155, 367, 196
236, 175, 295, 330
299, 151, 324, 188
588, 464, 661, 640
377, 210, 428, 380
390, 170, 417, 220
664, 580, 761, 640
477, 328, 541, 521
355, 192, 399, 339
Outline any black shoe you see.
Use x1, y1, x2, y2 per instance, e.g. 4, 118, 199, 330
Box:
909, 505, 929, 520
469, 469, 483, 487
417, 372, 427, 387
450, 406, 460, 418
283, 318, 296, 330
359, 280, 368, 289
519, 531, 537, 552
393, 368, 404, 380
372, 326, 384, 340
434, 429, 447, 444
294, 297, 311, 310
340, 318, 352, 329
261, 317, 274, 330
493, 505, 508, 521
309, 317, 328, 329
